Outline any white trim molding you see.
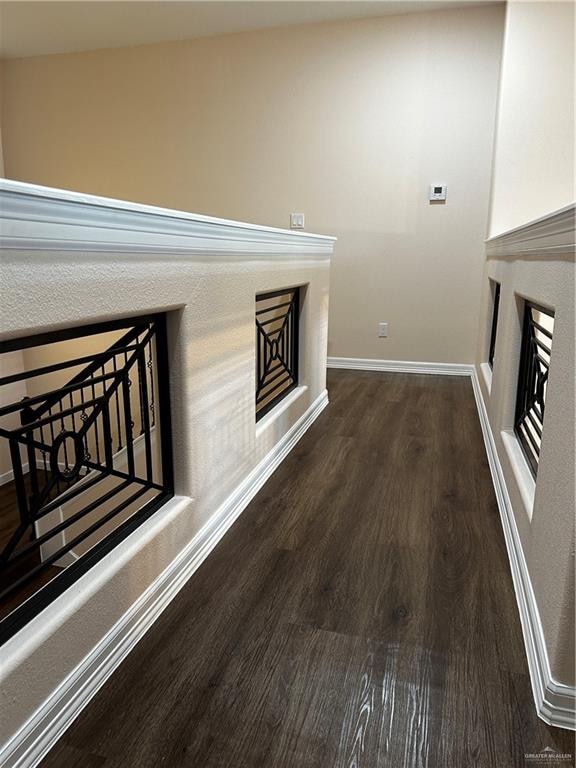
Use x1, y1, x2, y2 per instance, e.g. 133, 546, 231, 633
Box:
470, 369, 576, 731
0, 390, 329, 768
486, 203, 576, 258
327, 356, 474, 376
0, 463, 29, 487
0, 179, 336, 257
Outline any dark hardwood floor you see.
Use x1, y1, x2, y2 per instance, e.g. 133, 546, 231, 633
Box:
39, 370, 575, 767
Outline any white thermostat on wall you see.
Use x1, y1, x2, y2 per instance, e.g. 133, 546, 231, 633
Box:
429, 184, 447, 201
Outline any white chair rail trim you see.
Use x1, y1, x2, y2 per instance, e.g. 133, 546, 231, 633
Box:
486, 203, 575, 258
0, 180, 336, 257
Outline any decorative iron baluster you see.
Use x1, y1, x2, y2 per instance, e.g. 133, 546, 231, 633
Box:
46, 406, 60, 497
255, 287, 300, 421
39, 423, 48, 475
112, 354, 123, 451
0, 315, 174, 644
137, 346, 153, 483
122, 372, 136, 477
147, 335, 155, 428
90, 374, 101, 466
514, 301, 554, 477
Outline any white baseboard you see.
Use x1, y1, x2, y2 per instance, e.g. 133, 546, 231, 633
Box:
0, 463, 86, 488
470, 370, 575, 731
0, 389, 329, 768
327, 356, 474, 376
0, 463, 29, 487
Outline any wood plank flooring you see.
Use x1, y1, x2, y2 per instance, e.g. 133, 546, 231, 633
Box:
39, 370, 575, 767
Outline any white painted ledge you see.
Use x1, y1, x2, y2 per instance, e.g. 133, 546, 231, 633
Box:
486, 203, 575, 258
480, 361, 492, 395
0, 179, 336, 257
255, 385, 308, 438
501, 430, 536, 521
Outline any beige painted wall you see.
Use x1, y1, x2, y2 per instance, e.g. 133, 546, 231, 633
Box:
0, 6, 505, 364
476, 1, 575, 688
0, 58, 4, 177
489, 1, 575, 236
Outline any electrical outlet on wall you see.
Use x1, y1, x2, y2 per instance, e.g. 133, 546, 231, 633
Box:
378, 322, 389, 338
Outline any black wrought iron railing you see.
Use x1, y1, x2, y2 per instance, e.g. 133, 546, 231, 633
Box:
488, 280, 501, 369
0, 314, 173, 641
255, 287, 300, 420
514, 301, 555, 478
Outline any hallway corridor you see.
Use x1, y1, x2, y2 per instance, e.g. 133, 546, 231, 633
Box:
39, 370, 574, 767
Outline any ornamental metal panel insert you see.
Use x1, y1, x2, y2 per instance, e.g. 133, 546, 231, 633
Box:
488, 280, 501, 369
0, 314, 173, 643
514, 301, 555, 478
255, 287, 300, 420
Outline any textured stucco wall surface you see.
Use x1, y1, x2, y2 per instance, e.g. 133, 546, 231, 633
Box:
0, 246, 330, 743
476, 254, 575, 686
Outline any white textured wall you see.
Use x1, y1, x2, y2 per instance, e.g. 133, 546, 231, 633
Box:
0, 231, 330, 744
489, 1, 575, 236
476, 253, 575, 687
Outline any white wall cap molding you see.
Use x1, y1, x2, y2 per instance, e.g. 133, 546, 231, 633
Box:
0, 180, 336, 257
486, 203, 576, 258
